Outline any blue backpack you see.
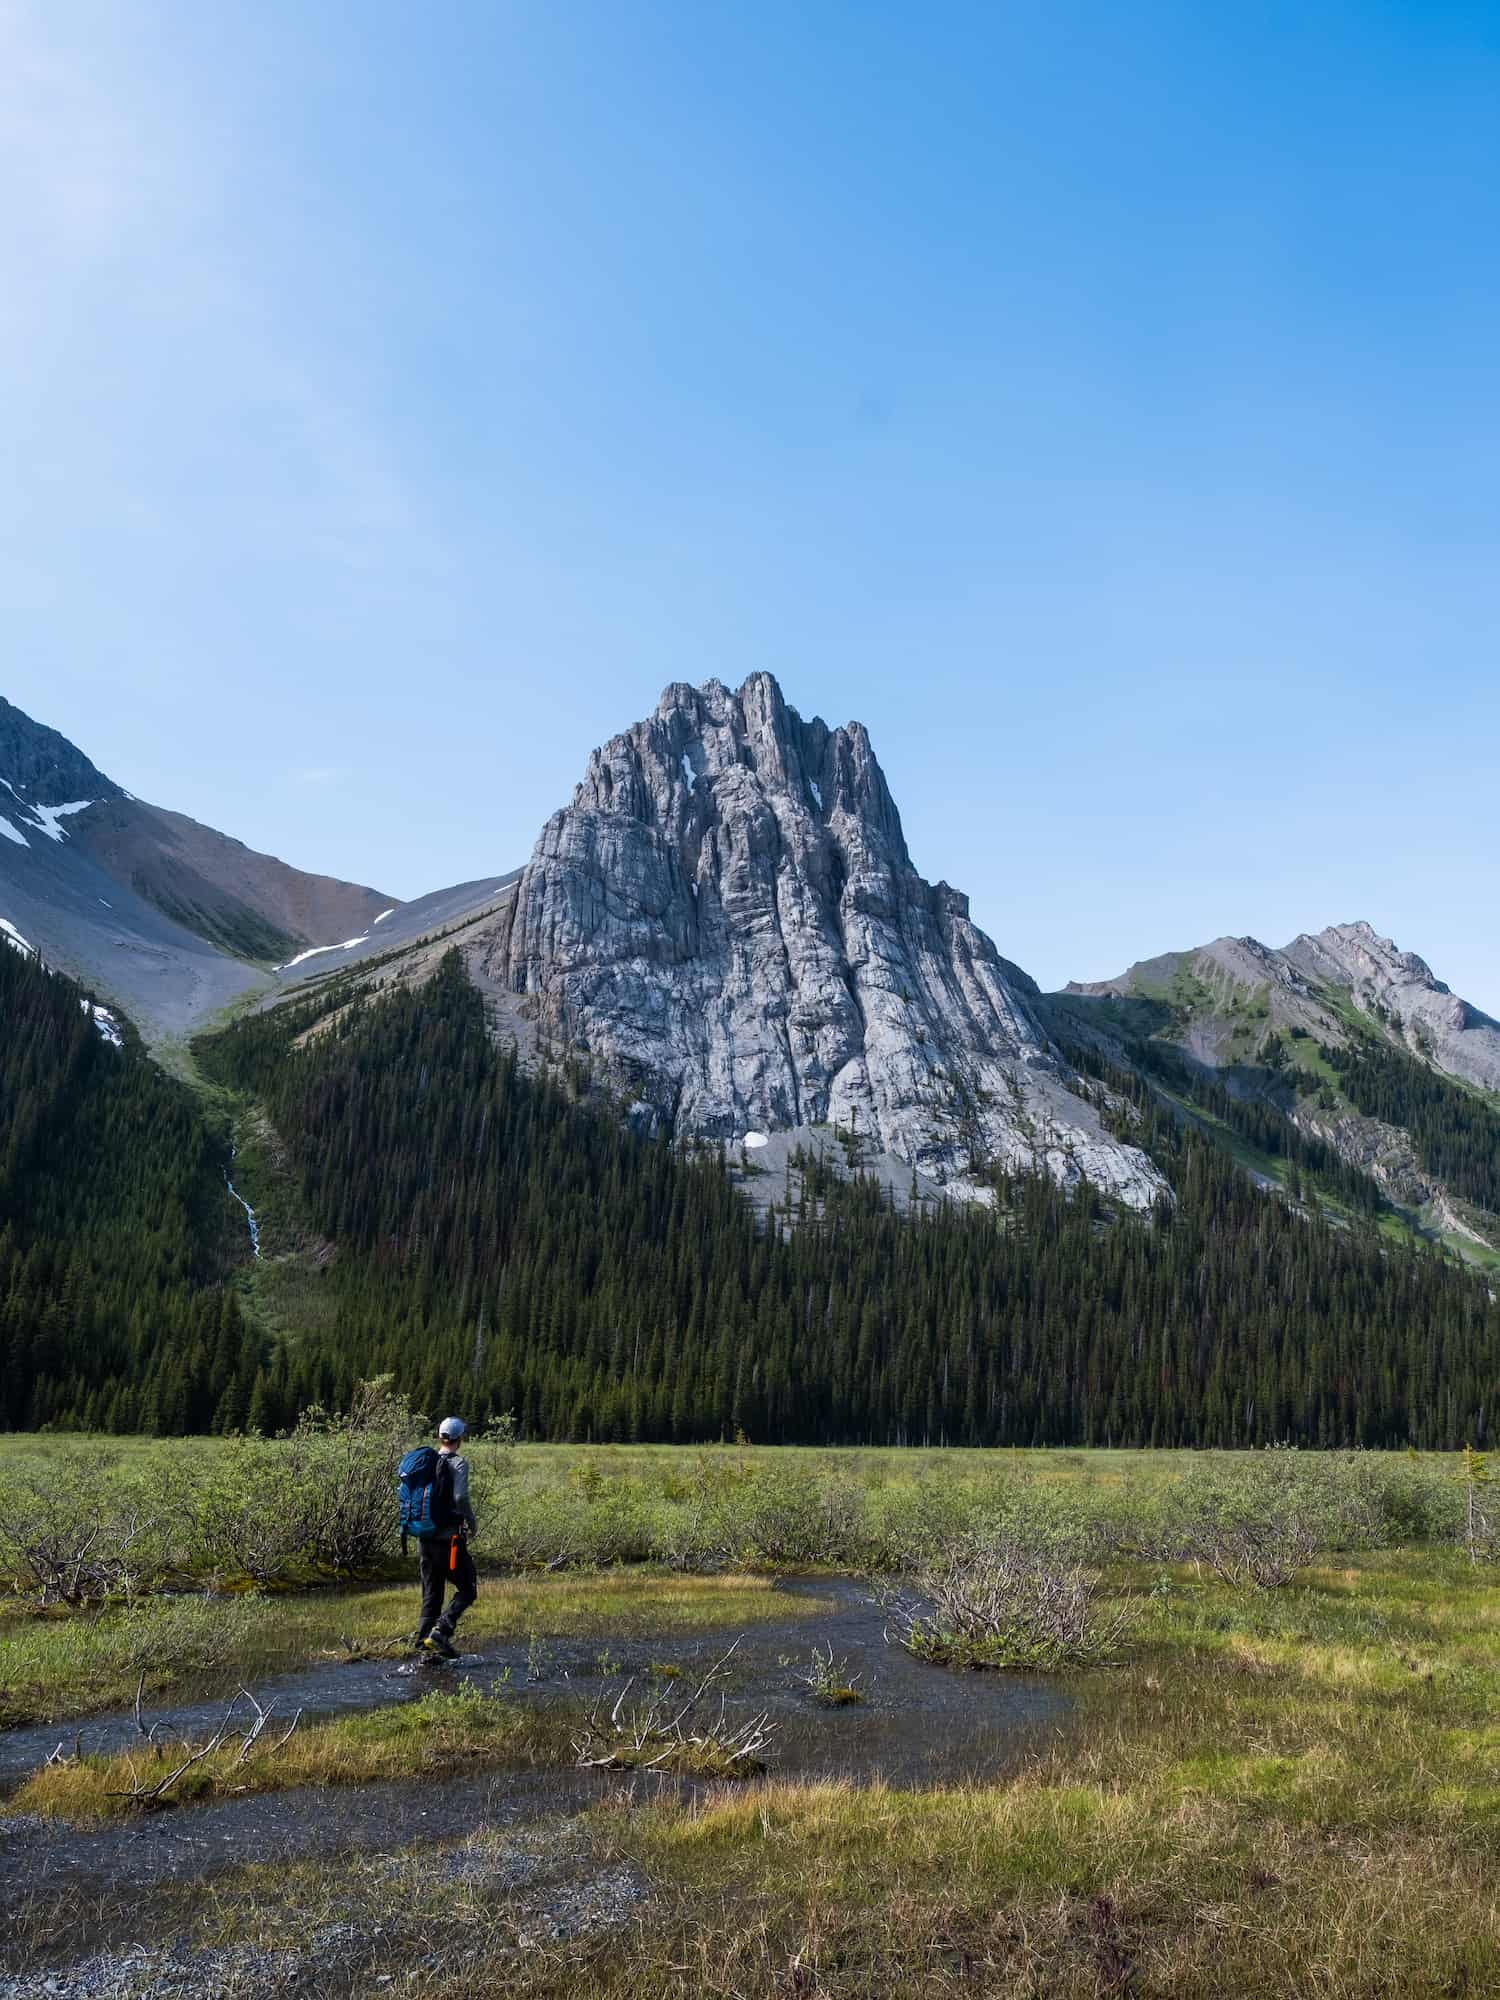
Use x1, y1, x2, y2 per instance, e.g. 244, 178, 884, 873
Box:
398, 1446, 451, 1552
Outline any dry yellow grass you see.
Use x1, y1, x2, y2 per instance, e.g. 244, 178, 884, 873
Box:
11, 1683, 579, 1818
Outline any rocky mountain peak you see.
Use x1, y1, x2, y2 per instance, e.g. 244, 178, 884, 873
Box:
1285, 920, 1446, 997
1068, 915, 1500, 1102
486, 673, 1165, 1209
0, 698, 125, 846
0, 692, 398, 1033
571, 670, 913, 870
1281, 920, 1499, 1085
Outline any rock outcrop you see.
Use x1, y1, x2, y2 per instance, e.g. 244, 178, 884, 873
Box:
1283, 921, 1500, 1093
483, 673, 1166, 1208
1058, 917, 1500, 1254
1072, 919, 1500, 1097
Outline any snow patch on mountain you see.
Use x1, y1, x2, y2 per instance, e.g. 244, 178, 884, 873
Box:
278, 935, 370, 972
0, 778, 97, 842
0, 816, 27, 847
3, 915, 121, 1047
81, 998, 123, 1048
29, 799, 96, 842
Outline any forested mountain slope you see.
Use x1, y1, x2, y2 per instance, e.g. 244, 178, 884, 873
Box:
0, 939, 258, 1432
184, 952, 1497, 1449
4, 686, 1499, 1448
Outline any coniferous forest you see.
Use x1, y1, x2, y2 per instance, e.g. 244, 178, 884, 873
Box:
0, 943, 257, 1433
4, 945, 1497, 1446
1320, 1027, 1500, 1213
197, 954, 1494, 1449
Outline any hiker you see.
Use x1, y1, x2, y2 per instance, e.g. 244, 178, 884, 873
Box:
399, 1415, 479, 1660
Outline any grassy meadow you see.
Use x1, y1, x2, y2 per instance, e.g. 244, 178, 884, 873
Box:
2, 1433, 1498, 1994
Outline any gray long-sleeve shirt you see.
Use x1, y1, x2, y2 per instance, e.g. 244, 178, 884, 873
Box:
442, 1450, 478, 1534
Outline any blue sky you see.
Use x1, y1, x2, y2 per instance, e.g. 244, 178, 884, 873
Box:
4, 1, 1498, 1000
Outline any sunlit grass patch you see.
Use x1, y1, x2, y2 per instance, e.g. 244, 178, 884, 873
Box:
9, 1683, 582, 1820
0, 1594, 271, 1729
35, 1782, 1500, 2000
591, 1792, 1500, 1999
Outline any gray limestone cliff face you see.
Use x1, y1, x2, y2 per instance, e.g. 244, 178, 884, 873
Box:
484, 674, 1166, 1208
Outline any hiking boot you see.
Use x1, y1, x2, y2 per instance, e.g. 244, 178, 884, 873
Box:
423, 1631, 459, 1661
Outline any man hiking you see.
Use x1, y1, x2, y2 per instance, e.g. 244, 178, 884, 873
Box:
402, 1415, 478, 1660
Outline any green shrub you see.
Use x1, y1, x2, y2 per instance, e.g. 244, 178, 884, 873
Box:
186, 1435, 311, 1583
0, 1594, 268, 1726
0, 1458, 168, 1604
888, 1535, 1131, 1671
1137, 1449, 1386, 1587
705, 1465, 867, 1567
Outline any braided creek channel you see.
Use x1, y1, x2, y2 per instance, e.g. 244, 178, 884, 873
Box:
0, 1577, 1068, 1909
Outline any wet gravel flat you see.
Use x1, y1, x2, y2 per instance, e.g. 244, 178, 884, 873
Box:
0, 1578, 1061, 1794
0, 1573, 1069, 1986
0, 1810, 649, 1998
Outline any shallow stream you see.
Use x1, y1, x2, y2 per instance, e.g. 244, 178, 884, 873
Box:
0, 1577, 1067, 1905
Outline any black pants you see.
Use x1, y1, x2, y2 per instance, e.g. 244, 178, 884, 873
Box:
418, 1536, 477, 1641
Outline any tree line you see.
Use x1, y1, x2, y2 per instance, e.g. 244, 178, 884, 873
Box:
1319, 1027, 1500, 1214
183, 953, 1495, 1450
5, 942, 1496, 1446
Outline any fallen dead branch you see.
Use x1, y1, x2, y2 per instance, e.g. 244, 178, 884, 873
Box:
572, 1637, 777, 1777
106, 1686, 304, 1807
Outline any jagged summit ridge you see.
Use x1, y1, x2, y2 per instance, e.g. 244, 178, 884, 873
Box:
1284, 920, 1500, 1089
1072, 917, 1500, 1094
0, 696, 126, 851
487, 673, 1165, 1208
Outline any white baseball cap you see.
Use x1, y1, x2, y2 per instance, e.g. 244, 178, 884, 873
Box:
438, 1416, 467, 1441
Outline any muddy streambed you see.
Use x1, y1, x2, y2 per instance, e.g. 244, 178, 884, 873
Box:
0, 1578, 1068, 1904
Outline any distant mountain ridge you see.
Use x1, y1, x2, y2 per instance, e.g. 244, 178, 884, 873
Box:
0, 697, 124, 813
1058, 920, 1500, 1259
0, 695, 400, 1036
1069, 920, 1500, 1093
6, 680, 1500, 1257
